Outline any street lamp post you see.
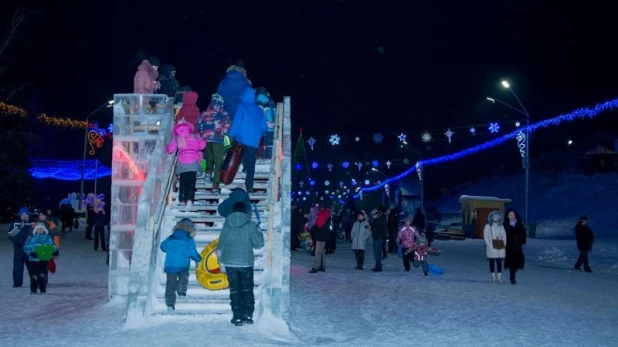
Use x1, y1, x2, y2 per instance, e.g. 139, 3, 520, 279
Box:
488, 81, 531, 226
78, 100, 114, 211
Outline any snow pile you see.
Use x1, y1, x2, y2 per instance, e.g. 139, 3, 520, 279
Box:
537, 247, 569, 264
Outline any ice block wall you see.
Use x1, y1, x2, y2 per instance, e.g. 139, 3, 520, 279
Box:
109, 94, 173, 298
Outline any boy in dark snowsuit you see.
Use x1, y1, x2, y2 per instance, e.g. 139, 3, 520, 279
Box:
218, 202, 265, 326
160, 218, 201, 310
92, 203, 109, 251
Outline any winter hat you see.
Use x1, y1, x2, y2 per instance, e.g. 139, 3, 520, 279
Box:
33, 222, 49, 234
19, 207, 30, 216
579, 216, 588, 221
176, 218, 195, 238
148, 56, 161, 67
233, 60, 246, 70
38, 209, 48, 217
227, 60, 247, 78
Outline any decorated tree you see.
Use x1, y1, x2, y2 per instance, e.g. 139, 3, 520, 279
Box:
292, 128, 315, 206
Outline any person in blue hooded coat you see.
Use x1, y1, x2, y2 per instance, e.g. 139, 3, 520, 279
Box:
160, 218, 202, 310
216, 60, 251, 118
228, 87, 267, 193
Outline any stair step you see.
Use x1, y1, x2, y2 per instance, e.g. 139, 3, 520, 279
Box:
151, 300, 231, 313
156, 271, 265, 286
153, 286, 260, 300
151, 309, 232, 319
167, 204, 269, 215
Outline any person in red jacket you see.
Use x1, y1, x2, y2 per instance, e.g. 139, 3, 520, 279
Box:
176, 91, 200, 129
309, 205, 331, 273
133, 57, 160, 94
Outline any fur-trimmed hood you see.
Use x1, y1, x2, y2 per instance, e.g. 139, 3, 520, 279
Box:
487, 210, 504, 225
174, 218, 195, 238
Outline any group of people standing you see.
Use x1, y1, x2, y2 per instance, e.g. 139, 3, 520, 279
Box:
134, 58, 276, 209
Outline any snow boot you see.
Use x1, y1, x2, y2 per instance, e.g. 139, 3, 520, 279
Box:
242, 316, 254, 324
231, 316, 243, 326
491, 273, 496, 284
497, 273, 503, 284
309, 268, 318, 273
167, 306, 175, 311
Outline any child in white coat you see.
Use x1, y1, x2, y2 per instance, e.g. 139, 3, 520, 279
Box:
484, 210, 507, 284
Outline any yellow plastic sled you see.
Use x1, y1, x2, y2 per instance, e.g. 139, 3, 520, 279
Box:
196, 238, 229, 290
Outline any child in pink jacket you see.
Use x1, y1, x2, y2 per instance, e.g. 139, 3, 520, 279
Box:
166, 121, 205, 209
396, 216, 419, 272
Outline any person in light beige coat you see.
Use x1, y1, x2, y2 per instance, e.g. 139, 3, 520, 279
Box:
484, 210, 507, 283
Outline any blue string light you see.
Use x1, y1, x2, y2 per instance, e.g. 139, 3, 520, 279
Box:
353, 97, 618, 199
30, 159, 111, 180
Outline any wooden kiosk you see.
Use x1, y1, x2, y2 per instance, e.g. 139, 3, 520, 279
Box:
459, 195, 512, 239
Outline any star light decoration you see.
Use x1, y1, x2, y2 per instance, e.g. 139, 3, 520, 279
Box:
311, 162, 319, 169
325, 180, 330, 186
398, 133, 407, 142
329, 134, 340, 145
356, 162, 363, 171
373, 133, 384, 144
386, 160, 392, 169
342, 161, 350, 169
488, 122, 500, 133
444, 129, 454, 143
371, 160, 379, 168
307, 137, 316, 150
327, 162, 333, 172
469, 127, 476, 135
421, 131, 432, 143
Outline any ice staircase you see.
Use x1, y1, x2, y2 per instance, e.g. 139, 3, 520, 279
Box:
120, 96, 293, 325
150, 163, 271, 317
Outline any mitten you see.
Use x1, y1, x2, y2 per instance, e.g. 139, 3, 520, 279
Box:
52, 250, 59, 256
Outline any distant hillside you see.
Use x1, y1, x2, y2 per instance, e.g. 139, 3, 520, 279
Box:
434, 170, 618, 239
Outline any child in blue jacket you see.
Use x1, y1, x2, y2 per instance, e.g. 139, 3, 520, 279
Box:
160, 218, 202, 310
23, 222, 59, 294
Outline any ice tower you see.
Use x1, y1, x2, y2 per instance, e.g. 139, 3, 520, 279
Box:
110, 94, 292, 325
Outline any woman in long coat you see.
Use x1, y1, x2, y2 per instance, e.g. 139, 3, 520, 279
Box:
503, 208, 527, 284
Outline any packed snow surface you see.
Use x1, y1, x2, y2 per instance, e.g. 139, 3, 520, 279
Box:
1, 223, 617, 346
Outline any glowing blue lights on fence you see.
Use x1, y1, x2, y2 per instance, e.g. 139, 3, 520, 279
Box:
353, 97, 618, 199
30, 159, 111, 181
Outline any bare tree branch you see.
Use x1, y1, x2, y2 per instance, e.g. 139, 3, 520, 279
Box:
0, 8, 38, 59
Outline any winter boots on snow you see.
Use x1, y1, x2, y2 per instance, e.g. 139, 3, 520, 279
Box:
491, 273, 503, 284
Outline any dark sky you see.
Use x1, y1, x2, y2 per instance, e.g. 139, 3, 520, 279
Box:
3, 0, 618, 179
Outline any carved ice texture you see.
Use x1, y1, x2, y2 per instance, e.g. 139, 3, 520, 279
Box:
109, 94, 174, 299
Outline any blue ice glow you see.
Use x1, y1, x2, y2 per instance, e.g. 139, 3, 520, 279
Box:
353, 97, 618, 199
30, 159, 111, 180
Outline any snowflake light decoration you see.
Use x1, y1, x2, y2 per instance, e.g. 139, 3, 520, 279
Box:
342, 161, 350, 169
421, 131, 432, 143
311, 162, 319, 169
325, 190, 329, 194
329, 134, 340, 145
488, 122, 500, 133
295, 163, 302, 171
107, 124, 114, 134
306, 191, 310, 195
386, 160, 392, 169
351, 179, 358, 186
355, 136, 360, 142
515, 121, 521, 127
398, 133, 407, 142
327, 162, 333, 172
307, 137, 316, 150
309, 180, 316, 186
444, 129, 454, 143
364, 180, 370, 185
403, 158, 410, 165
325, 180, 330, 186
371, 160, 379, 168
469, 127, 476, 135
373, 133, 384, 144
356, 162, 363, 171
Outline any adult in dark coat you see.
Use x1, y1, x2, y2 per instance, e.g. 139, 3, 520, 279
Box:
370, 206, 388, 272
158, 65, 180, 98
574, 216, 594, 272
309, 206, 331, 273
387, 207, 399, 253
7, 207, 34, 287
290, 203, 302, 250
503, 208, 527, 284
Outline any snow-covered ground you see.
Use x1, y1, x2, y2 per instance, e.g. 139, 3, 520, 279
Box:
436, 171, 618, 238
1, 223, 617, 346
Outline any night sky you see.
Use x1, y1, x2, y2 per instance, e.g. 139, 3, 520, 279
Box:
3, 0, 618, 197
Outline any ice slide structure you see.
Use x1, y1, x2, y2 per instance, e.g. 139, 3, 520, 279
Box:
108, 94, 292, 324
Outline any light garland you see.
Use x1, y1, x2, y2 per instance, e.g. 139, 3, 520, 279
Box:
352, 97, 618, 199
0, 101, 106, 130
30, 159, 111, 180
516, 131, 526, 158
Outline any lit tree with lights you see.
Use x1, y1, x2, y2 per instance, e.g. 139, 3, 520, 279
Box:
292, 128, 315, 206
